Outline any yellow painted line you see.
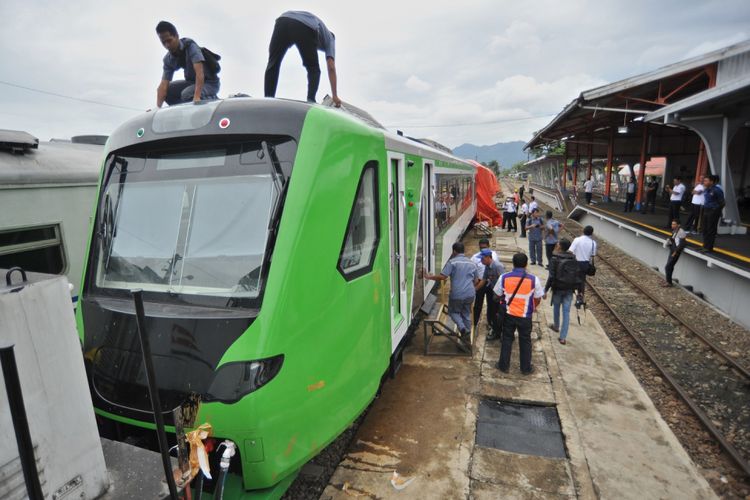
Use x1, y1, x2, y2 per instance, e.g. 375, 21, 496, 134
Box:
590, 205, 750, 264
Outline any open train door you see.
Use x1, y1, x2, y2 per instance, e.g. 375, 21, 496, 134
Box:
387, 153, 408, 351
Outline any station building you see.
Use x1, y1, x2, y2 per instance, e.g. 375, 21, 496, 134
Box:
521, 40, 750, 328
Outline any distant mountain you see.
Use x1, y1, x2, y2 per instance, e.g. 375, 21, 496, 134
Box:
452, 141, 527, 168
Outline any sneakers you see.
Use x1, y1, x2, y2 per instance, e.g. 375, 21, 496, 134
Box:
549, 324, 559, 333
486, 332, 500, 341
521, 366, 535, 375
558, 338, 566, 345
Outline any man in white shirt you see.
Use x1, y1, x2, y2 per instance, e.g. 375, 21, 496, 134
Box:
623, 177, 636, 212
519, 199, 529, 238
528, 196, 539, 214
666, 176, 685, 228
568, 225, 597, 303
685, 180, 705, 233
504, 198, 517, 232
583, 176, 594, 205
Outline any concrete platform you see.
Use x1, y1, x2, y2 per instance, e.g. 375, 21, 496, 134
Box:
322, 229, 716, 500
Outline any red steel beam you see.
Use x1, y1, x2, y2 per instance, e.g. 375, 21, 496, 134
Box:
604, 128, 615, 201
635, 123, 649, 208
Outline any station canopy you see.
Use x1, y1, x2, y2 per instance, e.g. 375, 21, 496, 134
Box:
524, 40, 750, 156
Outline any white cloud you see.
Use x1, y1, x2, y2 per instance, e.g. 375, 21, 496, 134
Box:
0, 0, 748, 148
405, 75, 432, 92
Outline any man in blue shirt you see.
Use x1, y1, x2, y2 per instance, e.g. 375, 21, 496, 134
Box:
264, 11, 341, 106
544, 210, 562, 269
701, 174, 725, 253
155, 21, 220, 107
525, 208, 544, 266
425, 242, 480, 338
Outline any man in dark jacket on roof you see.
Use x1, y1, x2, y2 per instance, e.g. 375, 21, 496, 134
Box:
264, 11, 341, 106
155, 21, 220, 107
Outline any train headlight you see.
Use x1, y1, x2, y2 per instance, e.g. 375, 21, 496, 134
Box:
205, 355, 284, 403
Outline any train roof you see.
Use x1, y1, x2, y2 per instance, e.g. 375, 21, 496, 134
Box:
0, 131, 103, 186
104, 97, 471, 170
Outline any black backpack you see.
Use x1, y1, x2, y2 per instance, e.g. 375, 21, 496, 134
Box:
554, 255, 581, 290
180, 38, 221, 77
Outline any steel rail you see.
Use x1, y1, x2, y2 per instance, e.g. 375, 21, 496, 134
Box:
573, 228, 750, 380
501, 180, 750, 477
585, 276, 750, 478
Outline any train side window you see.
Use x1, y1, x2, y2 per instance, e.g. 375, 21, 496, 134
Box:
338, 161, 379, 280
0, 224, 66, 275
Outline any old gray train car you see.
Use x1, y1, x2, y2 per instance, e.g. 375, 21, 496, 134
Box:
0, 130, 104, 302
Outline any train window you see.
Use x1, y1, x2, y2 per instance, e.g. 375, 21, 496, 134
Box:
338, 161, 379, 280
0, 224, 66, 275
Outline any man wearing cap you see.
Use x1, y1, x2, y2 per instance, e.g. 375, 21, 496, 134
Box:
471, 239, 500, 333
425, 242, 480, 339
477, 249, 505, 340
264, 11, 341, 106
493, 253, 545, 374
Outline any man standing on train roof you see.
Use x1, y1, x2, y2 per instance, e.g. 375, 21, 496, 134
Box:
425, 242, 480, 340
264, 11, 341, 106
155, 21, 220, 107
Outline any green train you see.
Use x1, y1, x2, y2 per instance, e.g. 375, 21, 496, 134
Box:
76, 98, 476, 497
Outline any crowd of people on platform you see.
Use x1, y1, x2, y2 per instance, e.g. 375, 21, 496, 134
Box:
426, 221, 597, 374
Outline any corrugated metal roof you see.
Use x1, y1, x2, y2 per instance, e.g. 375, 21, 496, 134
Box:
582, 39, 750, 101
645, 74, 750, 122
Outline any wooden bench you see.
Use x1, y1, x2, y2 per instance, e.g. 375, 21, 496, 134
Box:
421, 293, 473, 356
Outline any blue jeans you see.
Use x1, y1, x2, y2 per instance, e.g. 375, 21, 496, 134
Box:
448, 297, 473, 334
552, 290, 574, 340
528, 239, 543, 264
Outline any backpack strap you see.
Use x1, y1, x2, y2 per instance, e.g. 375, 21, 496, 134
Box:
506, 271, 527, 306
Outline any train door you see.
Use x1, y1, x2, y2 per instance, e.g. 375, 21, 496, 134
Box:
387, 153, 408, 349
423, 162, 435, 291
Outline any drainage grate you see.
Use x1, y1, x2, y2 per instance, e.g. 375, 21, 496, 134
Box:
476, 399, 567, 458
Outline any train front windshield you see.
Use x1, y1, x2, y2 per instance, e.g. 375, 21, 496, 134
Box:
93, 140, 292, 303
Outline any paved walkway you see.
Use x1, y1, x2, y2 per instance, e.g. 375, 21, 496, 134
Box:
322, 229, 716, 500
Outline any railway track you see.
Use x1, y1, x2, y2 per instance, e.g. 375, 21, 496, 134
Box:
502, 180, 750, 479
584, 248, 750, 478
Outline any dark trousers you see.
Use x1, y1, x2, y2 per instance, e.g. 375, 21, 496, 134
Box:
502, 212, 509, 229
473, 288, 500, 334
506, 213, 517, 231
165, 79, 219, 105
576, 261, 590, 296
685, 204, 702, 231
585, 192, 592, 204
498, 315, 533, 372
473, 288, 488, 328
624, 193, 635, 212
519, 214, 527, 237
545, 243, 556, 267
702, 207, 721, 250
668, 201, 682, 226
642, 196, 656, 214
264, 17, 321, 102
665, 251, 682, 284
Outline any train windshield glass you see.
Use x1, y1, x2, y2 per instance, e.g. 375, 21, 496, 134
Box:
95, 147, 281, 300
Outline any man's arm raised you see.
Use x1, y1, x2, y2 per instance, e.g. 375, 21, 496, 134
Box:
326, 57, 341, 107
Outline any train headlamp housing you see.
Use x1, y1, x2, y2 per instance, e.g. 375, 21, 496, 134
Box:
205, 355, 284, 403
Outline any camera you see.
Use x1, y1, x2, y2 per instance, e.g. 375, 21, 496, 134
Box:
575, 295, 585, 309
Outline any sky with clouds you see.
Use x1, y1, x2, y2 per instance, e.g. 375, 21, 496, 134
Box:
1, 0, 748, 148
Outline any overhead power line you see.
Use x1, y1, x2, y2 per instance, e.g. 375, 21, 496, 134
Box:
0, 80, 143, 112
385, 113, 557, 129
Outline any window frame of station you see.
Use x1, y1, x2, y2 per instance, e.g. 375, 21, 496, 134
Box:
337, 160, 381, 281
0, 223, 68, 275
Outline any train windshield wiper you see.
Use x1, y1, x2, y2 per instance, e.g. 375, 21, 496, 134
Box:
260, 141, 285, 194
